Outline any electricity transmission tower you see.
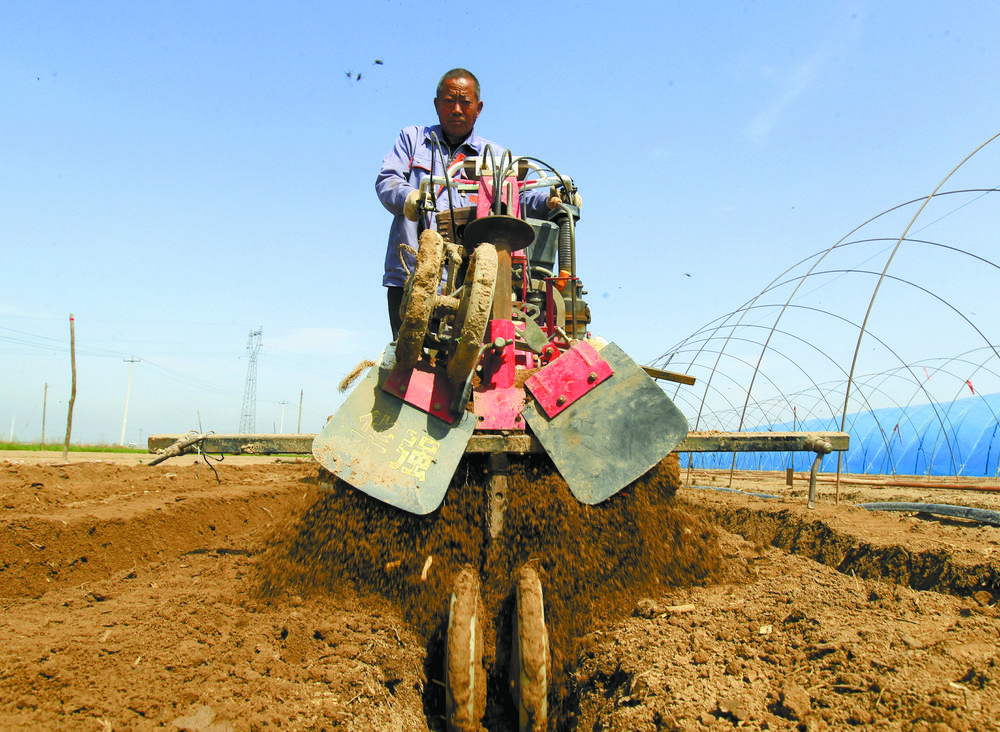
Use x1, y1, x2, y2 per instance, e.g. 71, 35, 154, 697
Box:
239, 328, 262, 433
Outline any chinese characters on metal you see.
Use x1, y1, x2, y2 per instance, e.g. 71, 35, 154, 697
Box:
353, 410, 440, 482
390, 429, 440, 481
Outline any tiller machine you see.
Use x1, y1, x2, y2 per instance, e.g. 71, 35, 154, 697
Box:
313, 150, 688, 730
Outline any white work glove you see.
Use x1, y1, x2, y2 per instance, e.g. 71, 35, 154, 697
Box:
404, 189, 421, 221
546, 186, 582, 210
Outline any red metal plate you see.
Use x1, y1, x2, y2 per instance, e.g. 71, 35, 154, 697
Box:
523, 341, 613, 418
383, 361, 458, 424
480, 319, 516, 389
473, 387, 527, 430
476, 176, 521, 218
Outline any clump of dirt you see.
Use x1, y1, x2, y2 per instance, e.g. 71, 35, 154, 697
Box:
257, 451, 727, 728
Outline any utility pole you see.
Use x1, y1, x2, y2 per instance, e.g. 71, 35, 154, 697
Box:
41, 382, 48, 448
297, 389, 303, 433
278, 401, 289, 433
63, 313, 76, 461
120, 356, 140, 446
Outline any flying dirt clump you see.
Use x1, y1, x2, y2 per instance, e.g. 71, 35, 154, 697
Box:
256, 451, 727, 726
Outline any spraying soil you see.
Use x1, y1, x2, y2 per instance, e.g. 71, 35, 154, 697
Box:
257, 452, 724, 728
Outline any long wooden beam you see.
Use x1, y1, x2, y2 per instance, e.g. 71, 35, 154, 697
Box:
677, 431, 848, 453
147, 433, 315, 455
148, 431, 848, 456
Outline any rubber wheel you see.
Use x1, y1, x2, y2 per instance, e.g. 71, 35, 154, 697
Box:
446, 567, 486, 732
511, 564, 548, 732
396, 229, 444, 371
446, 244, 498, 385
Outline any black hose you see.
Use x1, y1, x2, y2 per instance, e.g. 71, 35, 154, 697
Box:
492, 148, 513, 215
428, 132, 459, 244
857, 502, 1000, 526
555, 212, 572, 275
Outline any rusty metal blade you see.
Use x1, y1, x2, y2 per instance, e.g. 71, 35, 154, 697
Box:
522, 342, 688, 504
312, 346, 475, 515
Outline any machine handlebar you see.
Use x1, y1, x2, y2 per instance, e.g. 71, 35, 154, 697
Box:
416, 155, 574, 198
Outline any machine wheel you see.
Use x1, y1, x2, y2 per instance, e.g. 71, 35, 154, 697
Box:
511, 564, 549, 732
396, 230, 444, 371
446, 567, 486, 732
446, 244, 498, 385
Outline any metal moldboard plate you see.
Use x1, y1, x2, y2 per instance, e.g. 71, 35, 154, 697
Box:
312, 349, 475, 515
524, 340, 613, 417
522, 342, 688, 504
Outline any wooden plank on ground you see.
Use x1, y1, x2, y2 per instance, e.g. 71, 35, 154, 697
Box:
148, 431, 848, 456
147, 434, 315, 455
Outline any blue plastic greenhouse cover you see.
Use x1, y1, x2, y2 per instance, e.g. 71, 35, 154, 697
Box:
684, 392, 1000, 477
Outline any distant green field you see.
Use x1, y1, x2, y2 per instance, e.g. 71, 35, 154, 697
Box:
0, 442, 147, 454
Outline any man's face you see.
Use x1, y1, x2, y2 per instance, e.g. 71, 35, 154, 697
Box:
434, 77, 482, 143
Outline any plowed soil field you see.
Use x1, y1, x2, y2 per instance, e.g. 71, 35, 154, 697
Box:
2, 450, 998, 731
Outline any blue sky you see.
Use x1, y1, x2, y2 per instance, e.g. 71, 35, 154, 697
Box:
3, 1, 999, 445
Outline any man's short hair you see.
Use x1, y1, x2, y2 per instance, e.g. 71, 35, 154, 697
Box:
436, 68, 481, 101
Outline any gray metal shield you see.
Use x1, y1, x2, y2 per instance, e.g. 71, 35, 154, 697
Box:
312, 346, 476, 515
522, 342, 688, 504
